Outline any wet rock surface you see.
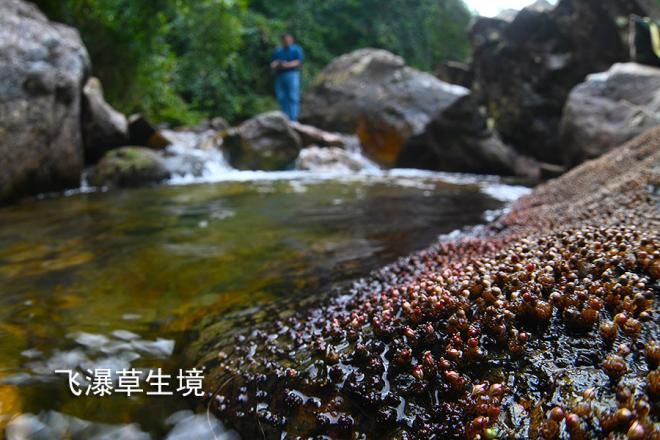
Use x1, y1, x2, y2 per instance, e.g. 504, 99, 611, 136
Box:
0, 0, 90, 202
224, 111, 303, 171
560, 63, 660, 167
193, 127, 660, 439
300, 48, 468, 167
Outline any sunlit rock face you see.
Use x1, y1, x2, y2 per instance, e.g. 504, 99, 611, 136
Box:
0, 0, 90, 202
194, 127, 659, 438
300, 48, 468, 167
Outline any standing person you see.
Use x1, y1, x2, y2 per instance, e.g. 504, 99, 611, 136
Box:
271, 33, 304, 121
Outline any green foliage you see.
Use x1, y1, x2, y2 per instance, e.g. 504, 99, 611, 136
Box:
250, 0, 472, 74
34, 0, 472, 125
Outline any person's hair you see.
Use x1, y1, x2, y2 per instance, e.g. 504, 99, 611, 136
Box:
281, 32, 294, 40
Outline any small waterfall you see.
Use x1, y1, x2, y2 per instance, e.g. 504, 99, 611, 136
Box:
159, 128, 380, 184
161, 129, 234, 184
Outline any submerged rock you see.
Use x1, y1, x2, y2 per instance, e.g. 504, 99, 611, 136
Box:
0, 0, 90, 202
90, 147, 170, 188
223, 111, 302, 171
300, 48, 468, 167
81, 77, 129, 164
560, 63, 660, 167
165, 411, 238, 440
397, 94, 543, 178
193, 127, 659, 438
6, 411, 150, 440
469, 0, 648, 164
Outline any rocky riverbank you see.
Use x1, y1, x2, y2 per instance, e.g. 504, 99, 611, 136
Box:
3, 0, 659, 205
193, 127, 659, 439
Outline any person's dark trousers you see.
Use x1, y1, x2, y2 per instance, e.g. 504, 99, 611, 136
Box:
275, 70, 300, 121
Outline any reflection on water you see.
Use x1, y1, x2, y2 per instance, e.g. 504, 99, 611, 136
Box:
0, 174, 525, 438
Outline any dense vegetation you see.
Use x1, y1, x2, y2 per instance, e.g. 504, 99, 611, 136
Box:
34, 0, 472, 125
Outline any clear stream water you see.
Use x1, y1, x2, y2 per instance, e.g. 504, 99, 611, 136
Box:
0, 171, 529, 439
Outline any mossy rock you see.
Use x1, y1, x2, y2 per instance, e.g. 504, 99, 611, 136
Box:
90, 146, 170, 188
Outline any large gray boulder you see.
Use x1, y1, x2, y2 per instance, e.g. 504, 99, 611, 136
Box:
81, 77, 128, 164
223, 111, 302, 170
300, 49, 468, 167
0, 0, 90, 202
397, 95, 543, 179
469, 0, 649, 164
90, 147, 170, 188
560, 63, 660, 166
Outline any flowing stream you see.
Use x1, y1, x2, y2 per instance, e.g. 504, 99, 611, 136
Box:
0, 168, 529, 438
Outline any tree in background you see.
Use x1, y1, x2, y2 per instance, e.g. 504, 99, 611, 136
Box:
34, 0, 472, 125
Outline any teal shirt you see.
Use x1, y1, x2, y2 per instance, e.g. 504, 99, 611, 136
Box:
272, 44, 304, 74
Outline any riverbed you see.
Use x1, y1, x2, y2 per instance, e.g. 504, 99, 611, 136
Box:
0, 172, 528, 438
